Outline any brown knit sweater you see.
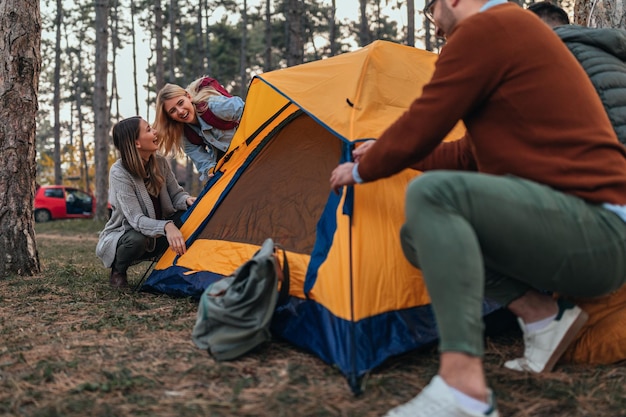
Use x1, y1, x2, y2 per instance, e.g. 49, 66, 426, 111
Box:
358, 3, 626, 205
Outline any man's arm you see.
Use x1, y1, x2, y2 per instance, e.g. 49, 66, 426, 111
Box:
353, 16, 507, 183
412, 134, 477, 172
353, 134, 477, 172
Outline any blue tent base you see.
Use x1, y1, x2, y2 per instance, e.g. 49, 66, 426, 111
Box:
271, 297, 505, 395
140, 266, 224, 299
142, 267, 508, 395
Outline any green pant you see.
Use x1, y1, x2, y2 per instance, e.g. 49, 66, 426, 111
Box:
400, 171, 626, 357
113, 211, 185, 274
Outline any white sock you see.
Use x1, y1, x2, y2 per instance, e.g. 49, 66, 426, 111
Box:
524, 313, 557, 333
447, 383, 491, 414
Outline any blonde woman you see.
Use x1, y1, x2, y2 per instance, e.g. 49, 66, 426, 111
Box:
155, 77, 245, 181
96, 116, 196, 288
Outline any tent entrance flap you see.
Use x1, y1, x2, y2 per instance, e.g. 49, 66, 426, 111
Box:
197, 113, 343, 254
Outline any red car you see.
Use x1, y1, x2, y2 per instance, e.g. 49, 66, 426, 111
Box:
34, 185, 96, 222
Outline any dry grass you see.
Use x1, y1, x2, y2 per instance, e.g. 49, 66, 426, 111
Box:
0, 219, 624, 417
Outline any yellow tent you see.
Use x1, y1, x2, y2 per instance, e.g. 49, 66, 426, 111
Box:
143, 40, 494, 392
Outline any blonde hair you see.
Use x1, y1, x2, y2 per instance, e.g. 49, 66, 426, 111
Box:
186, 76, 224, 114
154, 83, 187, 157
112, 116, 164, 197
155, 76, 226, 156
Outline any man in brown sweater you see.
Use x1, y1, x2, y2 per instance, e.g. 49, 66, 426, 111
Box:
330, 1, 626, 417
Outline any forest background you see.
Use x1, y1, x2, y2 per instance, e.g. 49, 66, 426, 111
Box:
36, 0, 588, 205
0, 0, 619, 277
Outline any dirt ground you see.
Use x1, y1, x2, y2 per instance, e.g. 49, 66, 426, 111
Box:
0, 228, 624, 417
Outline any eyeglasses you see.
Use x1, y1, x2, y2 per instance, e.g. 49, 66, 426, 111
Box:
424, 0, 438, 25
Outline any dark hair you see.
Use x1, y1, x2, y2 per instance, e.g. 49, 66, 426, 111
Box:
111, 116, 164, 196
528, 2, 570, 26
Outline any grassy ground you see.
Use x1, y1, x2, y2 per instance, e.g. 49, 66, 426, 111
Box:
0, 219, 624, 417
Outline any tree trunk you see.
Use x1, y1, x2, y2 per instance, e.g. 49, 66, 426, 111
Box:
265, 0, 272, 69
155, 0, 165, 91
359, 0, 371, 46
75, 42, 90, 193
424, 15, 433, 51
574, 0, 626, 28
240, 0, 248, 96
407, 0, 415, 47
109, 0, 120, 122
0, 0, 41, 276
196, 0, 204, 78
76, 27, 90, 192
53, 0, 62, 185
131, 1, 140, 116
204, 0, 211, 73
146, 31, 155, 121
94, 0, 110, 220
374, 0, 381, 40
63, 20, 87, 191
329, 0, 337, 56
286, 0, 304, 66
168, 0, 176, 82
573, 0, 592, 25
169, 0, 178, 179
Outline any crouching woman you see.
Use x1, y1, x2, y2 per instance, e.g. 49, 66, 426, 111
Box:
96, 116, 196, 288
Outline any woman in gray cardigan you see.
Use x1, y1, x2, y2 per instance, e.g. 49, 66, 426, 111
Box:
96, 116, 196, 288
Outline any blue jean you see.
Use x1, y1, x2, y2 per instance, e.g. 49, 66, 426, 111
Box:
400, 171, 626, 356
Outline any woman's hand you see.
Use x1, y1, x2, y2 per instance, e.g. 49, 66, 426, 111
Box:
164, 221, 187, 256
186, 196, 197, 207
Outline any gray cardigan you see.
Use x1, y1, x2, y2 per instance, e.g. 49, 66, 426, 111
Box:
96, 155, 190, 268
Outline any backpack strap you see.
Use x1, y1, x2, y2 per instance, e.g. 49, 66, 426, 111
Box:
196, 76, 232, 98
183, 124, 205, 146
183, 119, 238, 146
182, 124, 226, 164
274, 244, 290, 306
182, 109, 239, 146
197, 108, 239, 131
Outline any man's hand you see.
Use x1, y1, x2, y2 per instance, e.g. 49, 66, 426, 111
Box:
330, 162, 356, 195
353, 140, 375, 163
186, 196, 197, 207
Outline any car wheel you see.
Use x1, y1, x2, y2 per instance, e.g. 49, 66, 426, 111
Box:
34, 209, 51, 223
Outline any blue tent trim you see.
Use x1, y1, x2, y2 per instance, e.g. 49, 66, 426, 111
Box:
304, 141, 355, 296
271, 296, 503, 394
303, 191, 341, 296
141, 266, 224, 299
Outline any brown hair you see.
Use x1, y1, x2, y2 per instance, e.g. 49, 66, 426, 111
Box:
111, 116, 164, 196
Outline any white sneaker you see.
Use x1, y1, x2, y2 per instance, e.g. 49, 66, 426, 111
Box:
504, 300, 588, 373
383, 376, 499, 417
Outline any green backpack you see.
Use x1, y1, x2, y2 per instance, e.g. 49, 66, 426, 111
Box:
191, 238, 290, 360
